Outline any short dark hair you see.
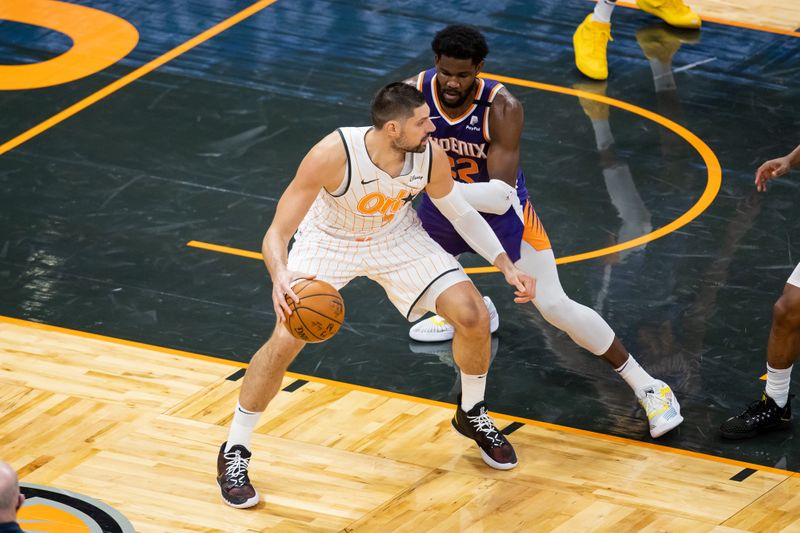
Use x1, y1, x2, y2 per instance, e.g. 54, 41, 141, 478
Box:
370, 83, 426, 129
431, 25, 489, 65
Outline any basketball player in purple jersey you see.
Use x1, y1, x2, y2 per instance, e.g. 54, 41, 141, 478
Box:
408, 25, 682, 438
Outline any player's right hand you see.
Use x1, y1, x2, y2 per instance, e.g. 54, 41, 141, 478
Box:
271, 270, 316, 323
755, 157, 791, 192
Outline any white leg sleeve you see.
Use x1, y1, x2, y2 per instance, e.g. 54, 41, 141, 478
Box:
516, 243, 615, 355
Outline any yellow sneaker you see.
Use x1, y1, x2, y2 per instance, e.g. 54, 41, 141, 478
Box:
573, 81, 609, 120
573, 14, 612, 81
636, 0, 701, 29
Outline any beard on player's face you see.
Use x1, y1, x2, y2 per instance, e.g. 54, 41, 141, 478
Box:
394, 132, 429, 153
438, 81, 475, 109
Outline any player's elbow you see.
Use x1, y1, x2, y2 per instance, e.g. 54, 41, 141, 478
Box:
457, 179, 516, 215
264, 223, 291, 250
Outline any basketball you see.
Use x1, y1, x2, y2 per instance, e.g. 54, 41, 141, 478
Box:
283, 279, 345, 343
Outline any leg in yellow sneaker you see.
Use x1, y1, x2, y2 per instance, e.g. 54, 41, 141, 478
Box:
573, 14, 613, 80
636, 0, 701, 29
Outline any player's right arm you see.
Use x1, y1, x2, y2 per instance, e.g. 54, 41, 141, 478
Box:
755, 143, 800, 192
403, 74, 422, 88
263, 131, 346, 321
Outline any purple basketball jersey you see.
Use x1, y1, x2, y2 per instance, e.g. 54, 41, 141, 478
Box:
415, 68, 530, 262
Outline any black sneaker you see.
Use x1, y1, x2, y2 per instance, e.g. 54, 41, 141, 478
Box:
216, 442, 259, 508
452, 397, 518, 470
720, 394, 792, 440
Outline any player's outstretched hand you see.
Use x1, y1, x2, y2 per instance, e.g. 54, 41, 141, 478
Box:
503, 266, 536, 304
271, 270, 316, 323
755, 156, 791, 192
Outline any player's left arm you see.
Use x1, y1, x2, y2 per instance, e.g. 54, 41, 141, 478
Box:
426, 143, 535, 302
486, 88, 524, 188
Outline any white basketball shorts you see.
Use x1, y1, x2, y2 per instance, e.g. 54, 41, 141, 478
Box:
288, 214, 469, 321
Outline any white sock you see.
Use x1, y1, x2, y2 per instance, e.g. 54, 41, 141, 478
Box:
592, 0, 616, 23
615, 354, 655, 393
648, 59, 676, 92
765, 363, 792, 408
225, 401, 262, 452
460, 371, 487, 411
591, 119, 614, 151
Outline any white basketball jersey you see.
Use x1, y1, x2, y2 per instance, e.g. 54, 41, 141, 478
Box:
296, 126, 432, 241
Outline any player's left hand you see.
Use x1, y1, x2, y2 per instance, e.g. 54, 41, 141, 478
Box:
504, 267, 536, 303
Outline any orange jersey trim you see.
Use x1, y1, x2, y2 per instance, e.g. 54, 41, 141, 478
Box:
431, 77, 485, 125
482, 82, 504, 143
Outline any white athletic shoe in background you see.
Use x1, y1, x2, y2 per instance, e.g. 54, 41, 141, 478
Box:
409, 296, 499, 342
637, 380, 683, 438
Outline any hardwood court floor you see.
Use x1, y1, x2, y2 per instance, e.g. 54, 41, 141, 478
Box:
2, 316, 798, 532
625, 0, 799, 31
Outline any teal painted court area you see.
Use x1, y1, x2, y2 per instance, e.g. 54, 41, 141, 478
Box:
0, 0, 798, 470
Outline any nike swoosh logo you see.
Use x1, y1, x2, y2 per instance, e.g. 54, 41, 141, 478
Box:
361, 178, 379, 184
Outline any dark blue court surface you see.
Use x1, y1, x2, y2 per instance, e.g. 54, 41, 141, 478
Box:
1, 0, 798, 470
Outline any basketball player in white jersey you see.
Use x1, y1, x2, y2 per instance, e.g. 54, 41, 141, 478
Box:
215, 83, 536, 508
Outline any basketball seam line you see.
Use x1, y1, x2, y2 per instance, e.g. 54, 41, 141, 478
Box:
291, 308, 325, 341
291, 307, 343, 324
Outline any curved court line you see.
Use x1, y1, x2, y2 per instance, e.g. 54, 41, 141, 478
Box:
0, 313, 794, 477
0, 0, 279, 156
187, 74, 723, 272
0, 0, 139, 90
482, 71, 722, 266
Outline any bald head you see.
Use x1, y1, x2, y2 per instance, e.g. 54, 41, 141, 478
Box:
0, 461, 21, 519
